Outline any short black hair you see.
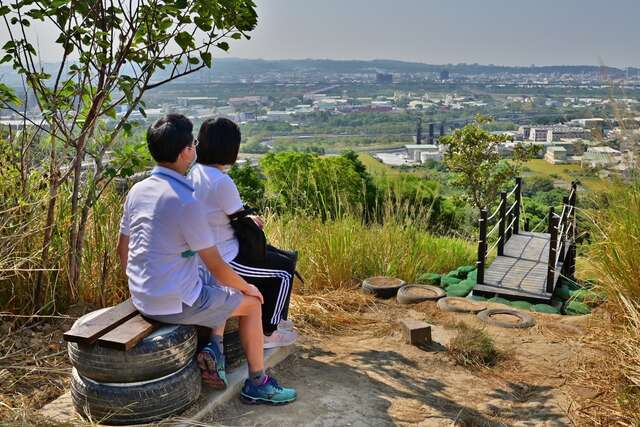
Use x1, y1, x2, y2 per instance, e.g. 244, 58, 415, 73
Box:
147, 114, 194, 163
196, 117, 241, 165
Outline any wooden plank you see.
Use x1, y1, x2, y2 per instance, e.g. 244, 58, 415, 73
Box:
63, 299, 138, 345
97, 315, 159, 351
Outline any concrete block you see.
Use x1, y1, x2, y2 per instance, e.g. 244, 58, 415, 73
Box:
399, 319, 432, 346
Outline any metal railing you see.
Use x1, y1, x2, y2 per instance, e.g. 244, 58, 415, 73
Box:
476, 178, 578, 293
476, 177, 522, 284
546, 182, 578, 293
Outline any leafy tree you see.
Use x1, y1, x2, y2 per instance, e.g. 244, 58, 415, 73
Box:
441, 115, 535, 210
228, 162, 265, 208
0, 0, 257, 306
259, 152, 369, 219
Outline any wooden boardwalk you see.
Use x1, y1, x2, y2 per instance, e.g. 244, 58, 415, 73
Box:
474, 231, 560, 302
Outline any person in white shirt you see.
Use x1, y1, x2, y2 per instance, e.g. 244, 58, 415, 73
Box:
116, 114, 297, 405
191, 117, 297, 349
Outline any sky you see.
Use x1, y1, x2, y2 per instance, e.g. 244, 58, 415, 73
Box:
2, 0, 639, 68
222, 0, 640, 68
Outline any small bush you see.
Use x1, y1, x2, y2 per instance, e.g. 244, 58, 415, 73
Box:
448, 322, 500, 367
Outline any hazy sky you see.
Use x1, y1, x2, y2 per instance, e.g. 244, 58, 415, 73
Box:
2, 0, 639, 67
224, 0, 640, 68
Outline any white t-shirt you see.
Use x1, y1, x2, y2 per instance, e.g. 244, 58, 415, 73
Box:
120, 166, 217, 315
190, 164, 243, 262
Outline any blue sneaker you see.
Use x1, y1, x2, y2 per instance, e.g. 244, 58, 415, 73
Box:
197, 342, 227, 389
240, 375, 297, 405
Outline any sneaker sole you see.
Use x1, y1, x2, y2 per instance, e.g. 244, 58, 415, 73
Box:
239, 392, 296, 405
197, 351, 227, 390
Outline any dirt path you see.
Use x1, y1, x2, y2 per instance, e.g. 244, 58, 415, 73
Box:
207, 301, 597, 426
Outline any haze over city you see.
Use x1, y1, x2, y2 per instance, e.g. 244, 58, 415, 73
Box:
4, 0, 640, 67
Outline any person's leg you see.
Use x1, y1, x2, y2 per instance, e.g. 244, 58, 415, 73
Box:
230, 294, 264, 374
230, 258, 291, 335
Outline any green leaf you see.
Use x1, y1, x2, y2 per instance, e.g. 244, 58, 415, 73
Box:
216, 41, 229, 51
200, 51, 212, 68
231, 32, 242, 40
188, 56, 199, 65
175, 31, 194, 51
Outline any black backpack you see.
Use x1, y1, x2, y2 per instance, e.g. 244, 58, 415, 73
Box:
228, 206, 267, 264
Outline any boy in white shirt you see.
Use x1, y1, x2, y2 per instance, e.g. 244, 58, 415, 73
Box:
116, 114, 296, 404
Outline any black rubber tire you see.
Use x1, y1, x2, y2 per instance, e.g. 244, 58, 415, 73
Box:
437, 297, 486, 314
71, 358, 200, 425
477, 308, 535, 329
362, 276, 406, 298
68, 309, 197, 383
396, 285, 445, 304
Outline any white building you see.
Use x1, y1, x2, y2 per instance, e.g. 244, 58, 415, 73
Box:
405, 144, 443, 162
581, 146, 622, 168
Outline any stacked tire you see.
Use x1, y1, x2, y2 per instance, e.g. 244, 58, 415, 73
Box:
68, 309, 200, 425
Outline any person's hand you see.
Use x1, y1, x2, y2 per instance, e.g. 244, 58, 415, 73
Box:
248, 214, 264, 229
243, 283, 264, 304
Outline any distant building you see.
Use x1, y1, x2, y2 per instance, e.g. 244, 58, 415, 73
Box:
518, 125, 531, 140
439, 70, 450, 80
528, 126, 591, 143
544, 146, 567, 164
582, 146, 622, 168
405, 144, 443, 162
376, 73, 393, 84
228, 96, 268, 107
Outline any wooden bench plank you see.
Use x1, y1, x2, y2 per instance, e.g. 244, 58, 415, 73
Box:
97, 315, 159, 351
63, 299, 138, 345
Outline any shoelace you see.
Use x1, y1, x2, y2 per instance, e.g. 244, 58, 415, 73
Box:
266, 376, 284, 391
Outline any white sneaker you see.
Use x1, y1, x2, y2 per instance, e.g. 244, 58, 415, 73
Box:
278, 319, 295, 331
263, 329, 298, 349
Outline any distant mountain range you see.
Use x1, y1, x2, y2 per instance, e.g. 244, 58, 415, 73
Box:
206, 58, 635, 77
1, 58, 638, 87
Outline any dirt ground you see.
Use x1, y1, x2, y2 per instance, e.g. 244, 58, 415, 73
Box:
206, 300, 601, 426
1, 298, 608, 426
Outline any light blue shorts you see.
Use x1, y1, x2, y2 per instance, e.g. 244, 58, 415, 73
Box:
145, 266, 243, 328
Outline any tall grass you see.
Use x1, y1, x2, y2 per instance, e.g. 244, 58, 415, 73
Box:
1, 169, 475, 317
584, 179, 640, 422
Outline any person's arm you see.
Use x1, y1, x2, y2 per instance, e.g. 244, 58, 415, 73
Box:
218, 175, 264, 228
117, 195, 131, 276
116, 234, 129, 274
198, 246, 263, 303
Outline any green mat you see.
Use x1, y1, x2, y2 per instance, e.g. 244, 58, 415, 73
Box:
467, 295, 487, 302
467, 270, 477, 281
510, 301, 532, 310
417, 272, 442, 287
488, 297, 511, 306
446, 283, 474, 297
565, 301, 591, 315
571, 289, 606, 306
441, 275, 462, 288
455, 265, 476, 279
530, 304, 561, 314
554, 285, 573, 300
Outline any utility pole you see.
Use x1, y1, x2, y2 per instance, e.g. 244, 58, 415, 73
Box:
416, 117, 422, 145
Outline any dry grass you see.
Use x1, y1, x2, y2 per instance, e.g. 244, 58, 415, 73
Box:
575, 180, 640, 425
447, 322, 500, 368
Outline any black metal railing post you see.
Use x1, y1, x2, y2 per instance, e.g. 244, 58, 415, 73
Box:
497, 192, 507, 256
525, 218, 530, 232
546, 207, 558, 294
514, 177, 522, 234
506, 211, 513, 240
477, 208, 488, 285
569, 181, 578, 279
